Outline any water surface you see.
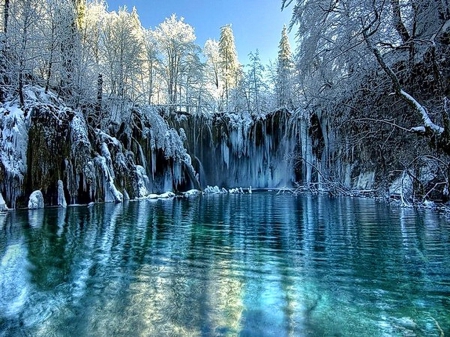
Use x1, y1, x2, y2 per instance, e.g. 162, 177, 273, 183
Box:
1, 193, 449, 336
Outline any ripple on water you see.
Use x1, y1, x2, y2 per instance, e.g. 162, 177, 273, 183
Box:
0, 194, 449, 337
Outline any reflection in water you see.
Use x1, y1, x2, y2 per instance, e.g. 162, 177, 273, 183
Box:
0, 194, 449, 336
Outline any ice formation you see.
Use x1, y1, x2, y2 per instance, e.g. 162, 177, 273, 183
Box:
57, 180, 67, 208
28, 190, 44, 209
1, 85, 390, 209
0, 87, 201, 208
0, 192, 7, 211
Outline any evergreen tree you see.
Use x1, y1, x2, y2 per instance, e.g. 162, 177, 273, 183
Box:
276, 25, 294, 108
247, 50, 267, 114
219, 24, 240, 111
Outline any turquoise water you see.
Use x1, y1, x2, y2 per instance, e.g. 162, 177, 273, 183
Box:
0, 193, 449, 336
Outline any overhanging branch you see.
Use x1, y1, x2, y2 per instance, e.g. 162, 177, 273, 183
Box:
362, 29, 444, 136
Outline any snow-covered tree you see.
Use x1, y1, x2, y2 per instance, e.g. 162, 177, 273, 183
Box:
246, 50, 267, 114
276, 25, 295, 108
180, 47, 206, 113
57, 0, 85, 102
0, 0, 10, 101
99, 6, 144, 103
219, 24, 240, 111
154, 14, 196, 108
142, 28, 159, 105
204, 39, 222, 102
283, 0, 450, 141
283, 0, 450, 199
4, 0, 44, 106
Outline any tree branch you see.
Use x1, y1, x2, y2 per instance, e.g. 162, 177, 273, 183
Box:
390, 0, 410, 43
362, 29, 444, 135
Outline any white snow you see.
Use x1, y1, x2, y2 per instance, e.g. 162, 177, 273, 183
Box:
183, 189, 201, 197
146, 192, 175, 199
204, 185, 226, 194
229, 187, 245, 194
400, 90, 444, 134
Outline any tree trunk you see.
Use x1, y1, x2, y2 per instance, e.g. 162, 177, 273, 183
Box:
0, 0, 10, 101
391, 0, 410, 43
3, 0, 9, 33
96, 73, 103, 117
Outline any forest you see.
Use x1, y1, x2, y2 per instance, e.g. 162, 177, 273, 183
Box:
0, 0, 449, 208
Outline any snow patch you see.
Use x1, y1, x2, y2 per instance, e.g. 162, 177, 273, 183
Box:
183, 189, 201, 197
204, 185, 228, 194
146, 192, 175, 199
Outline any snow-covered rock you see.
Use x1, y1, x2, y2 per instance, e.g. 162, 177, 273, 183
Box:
146, 192, 175, 199
204, 185, 227, 194
183, 189, 201, 197
354, 171, 375, 190
28, 190, 44, 209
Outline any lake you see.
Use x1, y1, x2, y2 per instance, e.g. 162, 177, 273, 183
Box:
0, 193, 449, 336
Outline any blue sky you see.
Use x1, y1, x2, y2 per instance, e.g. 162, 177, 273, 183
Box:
105, 0, 296, 65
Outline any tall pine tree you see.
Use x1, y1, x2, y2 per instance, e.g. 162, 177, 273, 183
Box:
276, 26, 294, 108
219, 24, 240, 111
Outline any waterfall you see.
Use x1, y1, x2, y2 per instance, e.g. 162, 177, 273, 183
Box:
169, 109, 306, 189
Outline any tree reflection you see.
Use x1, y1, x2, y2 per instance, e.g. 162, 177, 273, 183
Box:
0, 195, 449, 336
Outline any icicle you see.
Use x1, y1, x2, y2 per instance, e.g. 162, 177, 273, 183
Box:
0, 105, 28, 208
0, 192, 8, 211
135, 165, 150, 197
57, 180, 67, 208
94, 155, 123, 203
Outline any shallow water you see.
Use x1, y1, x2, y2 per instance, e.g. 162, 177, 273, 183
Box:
0, 193, 449, 336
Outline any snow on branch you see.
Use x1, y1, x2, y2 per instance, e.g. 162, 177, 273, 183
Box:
399, 90, 444, 134
363, 29, 444, 136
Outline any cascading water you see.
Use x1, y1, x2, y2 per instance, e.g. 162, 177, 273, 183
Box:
169, 109, 308, 189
